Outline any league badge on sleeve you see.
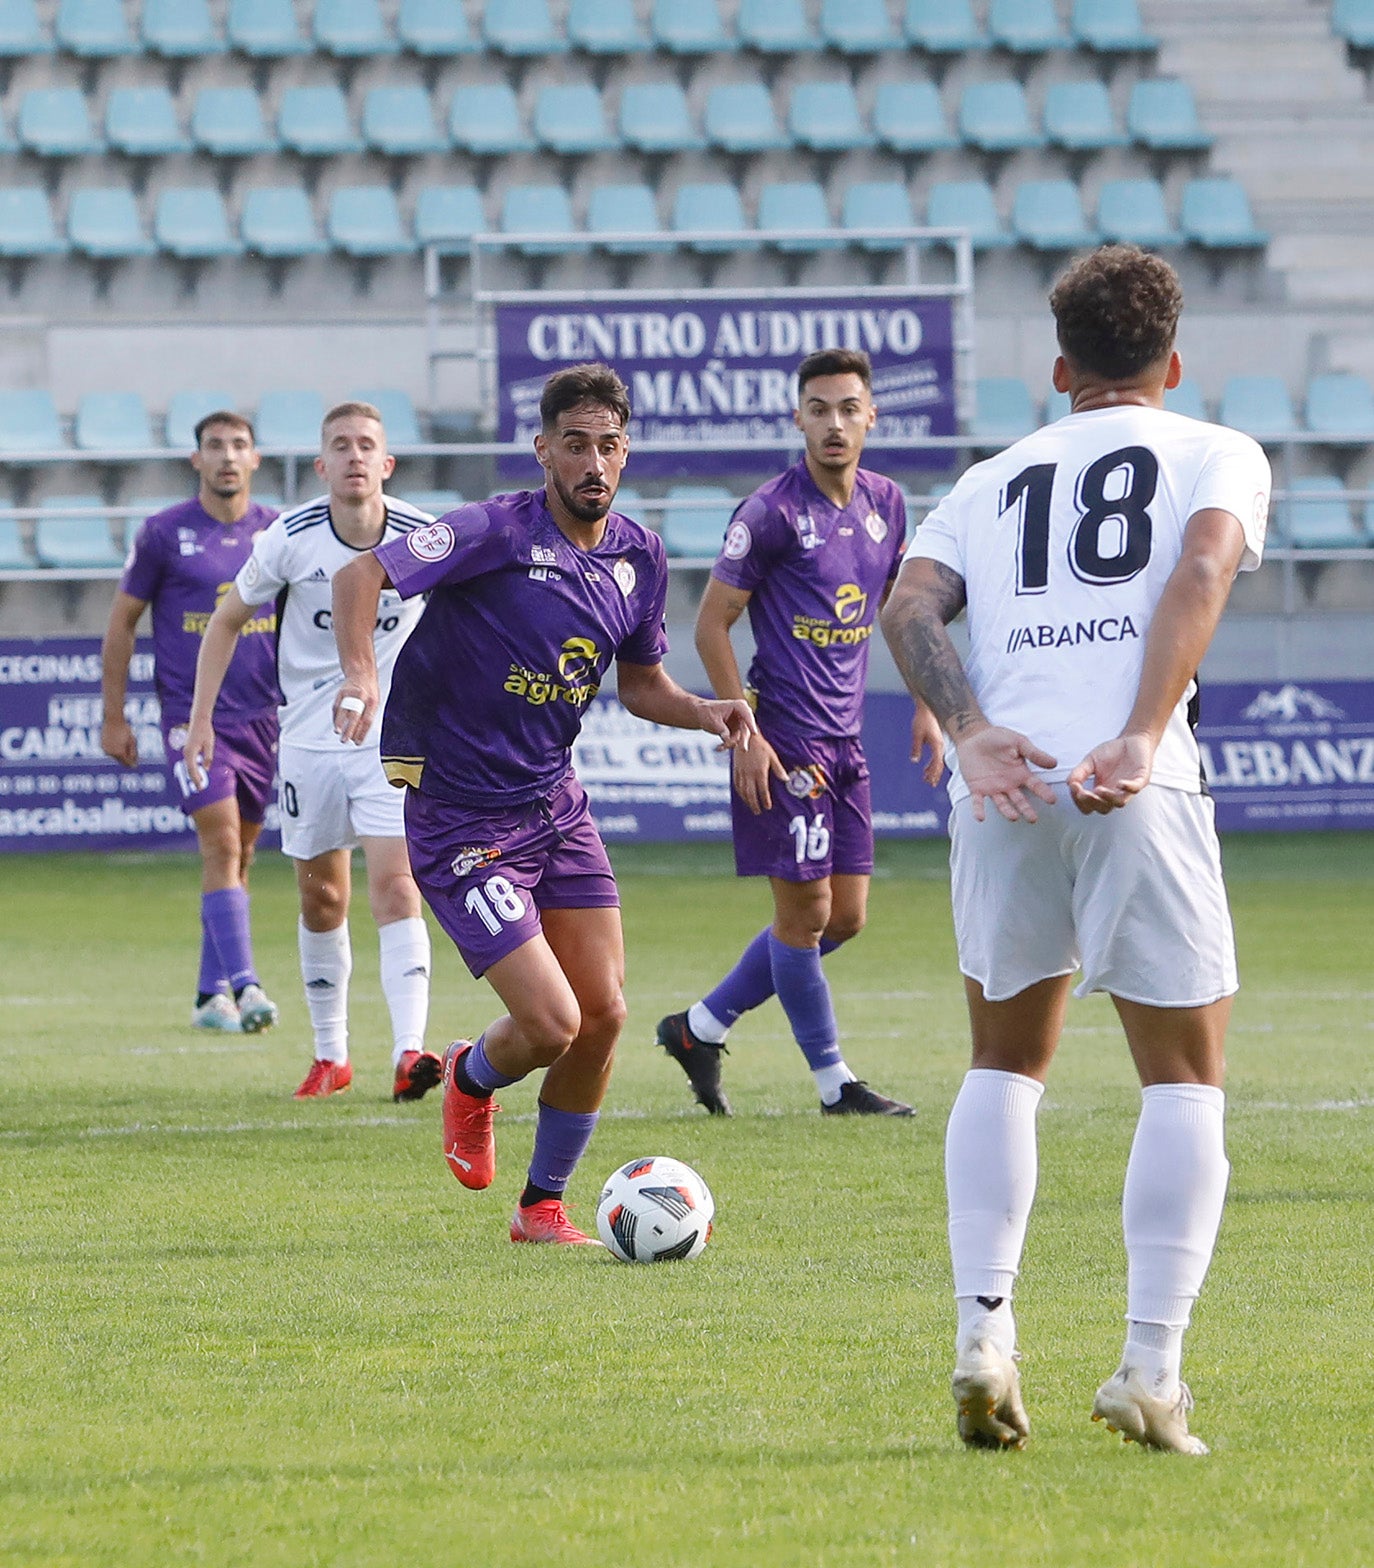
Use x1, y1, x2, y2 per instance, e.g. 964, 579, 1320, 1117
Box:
723, 520, 751, 560
407, 520, 455, 562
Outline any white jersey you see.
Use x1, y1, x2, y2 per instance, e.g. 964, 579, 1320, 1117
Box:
907, 405, 1270, 803
234, 493, 432, 750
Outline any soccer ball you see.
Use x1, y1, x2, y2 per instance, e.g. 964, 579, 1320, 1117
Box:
596, 1156, 715, 1263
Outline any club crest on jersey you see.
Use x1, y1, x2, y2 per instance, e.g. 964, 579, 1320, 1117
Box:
864, 510, 888, 544
612, 559, 636, 598
407, 520, 455, 561
723, 520, 751, 560
450, 845, 501, 880
784, 764, 827, 800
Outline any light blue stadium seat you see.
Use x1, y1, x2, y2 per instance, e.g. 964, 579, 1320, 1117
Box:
165, 391, 235, 449
704, 83, 789, 153
1127, 79, 1211, 150
414, 184, 486, 247
1219, 376, 1296, 440
255, 390, 324, 448
927, 180, 1013, 249
0, 0, 51, 58
587, 184, 671, 254
1012, 180, 1098, 251
226, 0, 307, 56
67, 186, 154, 257
973, 378, 1038, 444
35, 500, 122, 569
788, 81, 873, 152
143, 0, 223, 56
75, 391, 153, 450
55, 0, 135, 56
192, 87, 278, 156
737, 0, 819, 52
534, 83, 618, 154
651, 0, 733, 53
873, 81, 957, 153
568, 0, 647, 53
314, 0, 396, 56
672, 183, 759, 252
958, 81, 1044, 152
362, 86, 448, 155
397, 0, 477, 54
821, 0, 900, 52
105, 87, 191, 156
664, 486, 735, 558
1179, 177, 1267, 249
278, 85, 362, 156
0, 389, 64, 452
241, 186, 327, 257
905, 0, 983, 50
1097, 178, 1179, 246
350, 389, 422, 445
483, 0, 567, 55
18, 87, 101, 156
988, 0, 1070, 51
1044, 387, 1071, 421
0, 188, 66, 257
1163, 379, 1206, 420
154, 187, 241, 259
1071, 0, 1157, 52
1334, 0, 1374, 46
0, 520, 33, 571
758, 181, 839, 251
449, 83, 535, 155
842, 181, 917, 250
1283, 476, 1361, 549
1305, 373, 1374, 440
500, 185, 576, 255
619, 81, 703, 153
328, 187, 412, 257
1042, 81, 1126, 150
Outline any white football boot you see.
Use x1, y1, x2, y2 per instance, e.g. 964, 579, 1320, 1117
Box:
952, 1338, 1030, 1450
1091, 1366, 1209, 1455
236, 983, 279, 1034
191, 993, 241, 1033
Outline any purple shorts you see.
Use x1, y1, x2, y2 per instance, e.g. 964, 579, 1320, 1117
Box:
405, 775, 620, 977
164, 714, 278, 825
732, 733, 874, 882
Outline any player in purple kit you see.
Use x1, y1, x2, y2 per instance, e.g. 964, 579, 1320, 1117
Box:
101, 411, 281, 1034
329, 363, 756, 1245
657, 349, 943, 1117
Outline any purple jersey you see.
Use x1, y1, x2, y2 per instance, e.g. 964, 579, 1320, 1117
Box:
711, 461, 906, 741
121, 497, 279, 726
375, 489, 669, 809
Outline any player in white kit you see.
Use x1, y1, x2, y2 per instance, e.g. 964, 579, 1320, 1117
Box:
186, 402, 440, 1102
881, 247, 1270, 1454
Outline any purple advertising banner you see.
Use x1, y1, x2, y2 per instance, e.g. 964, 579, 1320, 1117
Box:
494, 294, 957, 477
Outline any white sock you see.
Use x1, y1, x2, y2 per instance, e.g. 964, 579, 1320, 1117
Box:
1121, 1082, 1229, 1395
379, 916, 431, 1066
946, 1069, 1045, 1329
299, 919, 351, 1064
956, 1294, 1017, 1360
687, 1001, 729, 1044
813, 1061, 857, 1104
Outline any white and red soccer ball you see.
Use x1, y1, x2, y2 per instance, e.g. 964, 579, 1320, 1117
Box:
596, 1156, 714, 1263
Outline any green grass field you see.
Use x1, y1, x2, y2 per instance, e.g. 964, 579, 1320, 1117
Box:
1, 834, 1371, 1567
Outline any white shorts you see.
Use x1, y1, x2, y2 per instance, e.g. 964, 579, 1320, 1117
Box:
949, 784, 1238, 1007
277, 741, 406, 861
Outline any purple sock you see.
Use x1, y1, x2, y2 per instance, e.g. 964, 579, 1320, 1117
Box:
768, 933, 843, 1071
202, 887, 257, 994
526, 1101, 599, 1195
703, 926, 841, 1029
459, 1033, 521, 1094
197, 921, 226, 998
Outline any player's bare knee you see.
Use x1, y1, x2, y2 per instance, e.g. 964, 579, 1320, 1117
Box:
824, 911, 865, 945
368, 872, 421, 927
299, 877, 347, 930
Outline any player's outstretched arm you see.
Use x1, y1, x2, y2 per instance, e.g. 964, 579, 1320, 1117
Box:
615, 659, 758, 750
100, 591, 147, 768
331, 551, 390, 744
185, 585, 256, 790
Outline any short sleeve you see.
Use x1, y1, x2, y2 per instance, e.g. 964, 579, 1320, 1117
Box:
617, 535, 670, 667
376, 503, 510, 599
709, 493, 786, 594
119, 514, 166, 603
235, 517, 290, 605
903, 487, 967, 579
1187, 432, 1271, 573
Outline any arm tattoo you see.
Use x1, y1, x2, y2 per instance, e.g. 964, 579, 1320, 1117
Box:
883, 562, 984, 737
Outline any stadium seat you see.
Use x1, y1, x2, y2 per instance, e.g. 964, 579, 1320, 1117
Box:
651, 0, 733, 54
448, 84, 535, 155
1071, 0, 1158, 52
820, 0, 901, 52
1127, 79, 1211, 150
619, 81, 704, 153
704, 83, 789, 153
736, 0, 819, 52
142, 0, 223, 56
154, 187, 241, 259
1096, 178, 1180, 246
1333, 0, 1374, 47
278, 86, 363, 156
973, 378, 1038, 443
226, 0, 308, 56
758, 181, 840, 251
0, 188, 66, 257
362, 86, 448, 155
927, 180, 1014, 248
314, 0, 397, 56
413, 184, 486, 248
1283, 475, 1362, 549
872, 81, 957, 153
568, 0, 647, 53
788, 81, 874, 152
328, 187, 412, 257
1305, 373, 1374, 440
0, 389, 64, 452
396, 0, 478, 54
1219, 376, 1296, 440
255, 390, 324, 448
672, 183, 759, 252
500, 184, 576, 255
483, 0, 567, 56
842, 181, 917, 250
192, 87, 278, 156
1044, 387, 1071, 421
351, 388, 422, 445
0, 520, 33, 571
663, 485, 735, 557
988, 0, 1070, 51
35, 500, 122, 569
0, 1, 51, 59
905, 0, 984, 51
75, 391, 153, 450
533, 83, 618, 154
67, 186, 154, 257
54, 0, 136, 56
1042, 81, 1127, 151
18, 87, 101, 156
104, 87, 191, 157
241, 186, 327, 257
587, 184, 672, 254
958, 81, 1044, 152
1179, 177, 1267, 249
1012, 180, 1099, 250
1163, 379, 1207, 420
165, 391, 235, 449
